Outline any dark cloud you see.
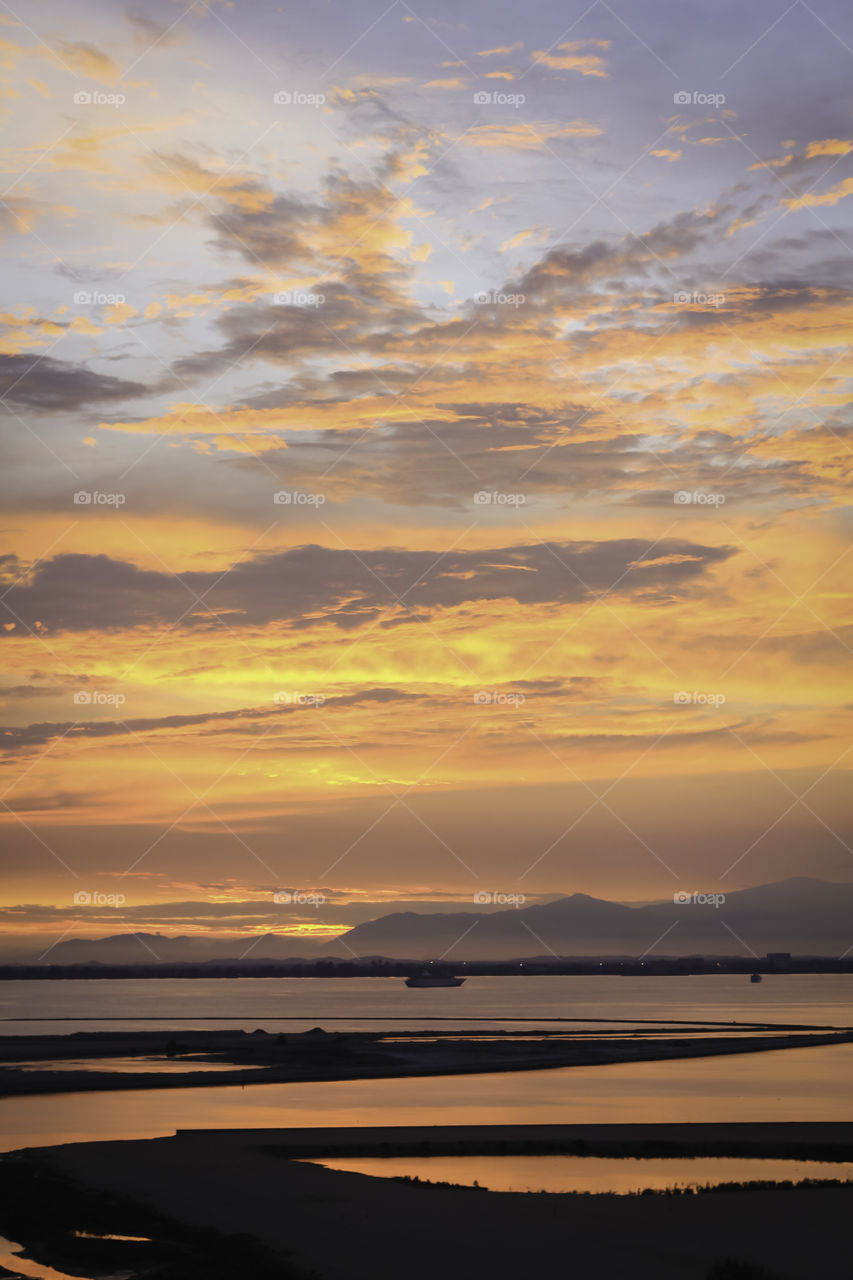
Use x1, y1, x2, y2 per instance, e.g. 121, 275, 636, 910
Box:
0, 681, 601, 753
0, 684, 67, 699
514, 208, 724, 304
207, 190, 320, 271
0, 538, 735, 639
0, 354, 148, 411
209, 391, 839, 512
671, 283, 853, 325
723, 623, 853, 667
171, 282, 425, 382
0, 789, 91, 811
127, 11, 187, 50
539, 725, 823, 752
0, 687, 419, 752
243, 406, 641, 508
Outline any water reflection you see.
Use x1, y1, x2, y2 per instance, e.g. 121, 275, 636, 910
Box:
2, 974, 851, 1036
300, 1154, 853, 1195
11, 1056, 265, 1074
0, 1234, 130, 1280
3, 1041, 852, 1155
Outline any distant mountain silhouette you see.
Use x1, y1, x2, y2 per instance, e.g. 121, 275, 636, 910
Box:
325, 877, 853, 960
36, 931, 323, 965
15, 878, 852, 964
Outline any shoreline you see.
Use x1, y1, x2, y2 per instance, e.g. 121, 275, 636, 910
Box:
4, 1124, 852, 1279
1, 1026, 851, 1098
3, 961, 853, 979
175, 1119, 853, 1160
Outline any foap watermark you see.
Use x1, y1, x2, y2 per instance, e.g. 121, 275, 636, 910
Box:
74, 90, 126, 108
673, 90, 725, 108
273, 90, 325, 107
674, 690, 726, 708
272, 290, 325, 307
273, 890, 326, 906
474, 290, 525, 307
473, 90, 526, 108
73, 291, 127, 306
73, 491, 126, 506
273, 490, 326, 506
673, 290, 725, 308
674, 890, 726, 908
474, 490, 526, 506
474, 690, 526, 706
274, 691, 326, 707
474, 890, 526, 907
74, 690, 126, 707
673, 490, 725, 506
73, 890, 126, 906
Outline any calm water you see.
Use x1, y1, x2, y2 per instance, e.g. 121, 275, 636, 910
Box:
0, 1236, 99, 1280
303, 1154, 853, 1194
11, 1056, 264, 1074
2, 1041, 852, 1154
1, 974, 851, 1034
0, 1236, 130, 1280
1, 976, 850, 1154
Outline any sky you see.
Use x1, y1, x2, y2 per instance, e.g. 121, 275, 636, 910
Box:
0, 0, 851, 959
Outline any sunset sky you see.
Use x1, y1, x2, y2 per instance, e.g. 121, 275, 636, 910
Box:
1, 0, 851, 956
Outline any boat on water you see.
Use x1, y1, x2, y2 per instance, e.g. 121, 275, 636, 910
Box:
750, 972, 763, 983
405, 970, 465, 988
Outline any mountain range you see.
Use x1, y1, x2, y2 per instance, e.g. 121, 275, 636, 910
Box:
12, 877, 853, 964
325, 877, 853, 960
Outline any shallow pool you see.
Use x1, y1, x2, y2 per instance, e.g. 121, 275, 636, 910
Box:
300, 1153, 853, 1195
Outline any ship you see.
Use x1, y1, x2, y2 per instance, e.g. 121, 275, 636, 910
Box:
750, 972, 763, 983
405, 970, 465, 988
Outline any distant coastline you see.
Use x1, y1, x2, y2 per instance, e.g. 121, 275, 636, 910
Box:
2, 1026, 852, 1098
2, 956, 852, 979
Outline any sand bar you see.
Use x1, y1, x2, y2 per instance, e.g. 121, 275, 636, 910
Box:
13, 1124, 853, 1280
2, 1025, 850, 1097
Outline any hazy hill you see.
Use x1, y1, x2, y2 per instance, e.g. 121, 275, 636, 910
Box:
14, 878, 851, 964
31, 931, 324, 965
327, 878, 853, 960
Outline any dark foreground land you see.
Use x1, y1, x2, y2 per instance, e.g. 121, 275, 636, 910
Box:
2, 1023, 851, 1096
3, 1124, 852, 1280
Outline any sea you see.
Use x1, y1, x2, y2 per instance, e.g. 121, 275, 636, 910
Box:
0, 974, 851, 1153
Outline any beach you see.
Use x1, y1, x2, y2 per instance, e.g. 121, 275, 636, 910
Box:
2, 1024, 851, 1097
5, 1124, 851, 1280
1, 994, 851, 1276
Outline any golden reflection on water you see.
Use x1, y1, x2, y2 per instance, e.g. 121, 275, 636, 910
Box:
300, 1154, 853, 1195
2, 1042, 852, 1154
